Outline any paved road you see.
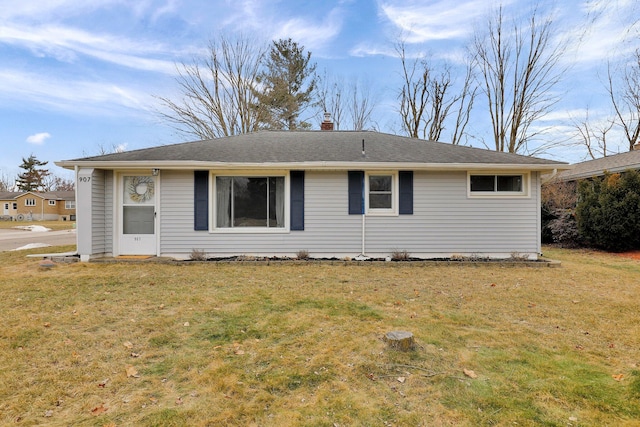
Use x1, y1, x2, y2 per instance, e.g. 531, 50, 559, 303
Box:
0, 228, 77, 252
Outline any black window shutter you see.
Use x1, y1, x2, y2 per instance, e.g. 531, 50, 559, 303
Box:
194, 171, 208, 230
290, 171, 305, 230
399, 171, 413, 215
348, 171, 364, 215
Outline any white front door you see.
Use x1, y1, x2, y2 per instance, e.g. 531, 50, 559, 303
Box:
119, 175, 157, 255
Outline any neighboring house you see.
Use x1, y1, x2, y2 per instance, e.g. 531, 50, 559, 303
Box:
0, 191, 76, 221
557, 149, 640, 181
56, 130, 569, 262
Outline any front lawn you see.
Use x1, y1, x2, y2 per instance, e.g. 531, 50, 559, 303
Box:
0, 246, 639, 426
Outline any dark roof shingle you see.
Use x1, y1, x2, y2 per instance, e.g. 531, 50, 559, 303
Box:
62, 130, 566, 167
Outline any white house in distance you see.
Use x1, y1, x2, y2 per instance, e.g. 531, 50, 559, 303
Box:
56, 129, 569, 262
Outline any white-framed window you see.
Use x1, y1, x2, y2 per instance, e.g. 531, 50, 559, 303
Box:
214, 174, 287, 230
12, 203, 17, 210
3, 203, 8, 210
65, 200, 75, 209
48, 200, 56, 206
468, 173, 529, 197
365, 172, 398, 215
25, 198, 36, 206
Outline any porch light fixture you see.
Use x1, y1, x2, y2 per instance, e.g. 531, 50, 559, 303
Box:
152, 168, 160, 176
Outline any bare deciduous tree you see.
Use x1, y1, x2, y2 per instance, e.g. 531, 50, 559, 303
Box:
0, 171, 15, 191
156, 34, 266, 140
315, 72, 378, 130
471, 5, 566, 154
348, 79, 377, 131
315, 71, 346, 130
42, 175, 75, 191
396, 41, 475, 143
607, 49, 640, 151
570, 110, 615, 159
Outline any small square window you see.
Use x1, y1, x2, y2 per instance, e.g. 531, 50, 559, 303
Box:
497, 175, 522, 192
470, 175, 495, 192
65, 201, 75, 209
48, 200, 56, 206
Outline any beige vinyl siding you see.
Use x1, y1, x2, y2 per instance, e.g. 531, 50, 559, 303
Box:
158, 170, 541, 259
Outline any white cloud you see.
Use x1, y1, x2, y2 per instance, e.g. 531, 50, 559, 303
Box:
0, 69, 153, 116
560, 0, 640, 66
26, 132, 52, 145
0, 24, 179, 74
378, 0, 492, 43
272, 8, 345, 51
349, 43, 395, 58
0, 0, 120, 20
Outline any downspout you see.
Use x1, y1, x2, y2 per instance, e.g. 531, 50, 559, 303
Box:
361, 213, 366, 256
542, 168, 558, 184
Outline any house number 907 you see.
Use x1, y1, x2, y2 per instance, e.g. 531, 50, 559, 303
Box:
79, 177, 91, 183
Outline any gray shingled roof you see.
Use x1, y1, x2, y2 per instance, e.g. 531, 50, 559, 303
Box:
59, 130, 567, 168
558, 149, 640, 181
0, 192, 21, 200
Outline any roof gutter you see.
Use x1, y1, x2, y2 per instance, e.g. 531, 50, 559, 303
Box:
55, 160, 572, 173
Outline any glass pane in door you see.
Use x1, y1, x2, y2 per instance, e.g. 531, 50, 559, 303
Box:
123, 206, 154, 234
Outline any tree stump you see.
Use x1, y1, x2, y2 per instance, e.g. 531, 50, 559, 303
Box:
384, 330, 415, 351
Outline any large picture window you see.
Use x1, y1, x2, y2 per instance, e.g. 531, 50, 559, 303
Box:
216, 176, 285, 228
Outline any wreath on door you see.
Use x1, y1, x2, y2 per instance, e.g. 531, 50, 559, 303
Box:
127, 176, 155, 203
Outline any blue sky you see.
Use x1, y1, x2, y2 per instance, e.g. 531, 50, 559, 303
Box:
1, 0, 638, 182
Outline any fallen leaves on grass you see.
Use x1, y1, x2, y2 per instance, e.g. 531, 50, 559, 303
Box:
91, 404, 107, 415
126, 365, 140, 378
463, 369, 478, 379
612, 374, 624, 381
232, 342, 245, 355
123, 341, 133, 349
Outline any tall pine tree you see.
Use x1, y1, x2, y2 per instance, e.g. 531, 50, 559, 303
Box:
16, 154, 50, 191
255, 38, 317, 130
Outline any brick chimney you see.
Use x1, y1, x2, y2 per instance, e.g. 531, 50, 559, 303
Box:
321, 112, 334, 131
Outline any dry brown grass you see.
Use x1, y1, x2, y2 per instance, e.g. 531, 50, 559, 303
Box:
1, 246, 639, 426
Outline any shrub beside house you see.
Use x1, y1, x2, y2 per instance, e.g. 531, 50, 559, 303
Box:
545, 148, 640, 250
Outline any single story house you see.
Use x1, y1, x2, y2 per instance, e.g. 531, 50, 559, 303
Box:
0, 191, 76, 221
557, 148, 640, 181
56, 130, 568, 262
